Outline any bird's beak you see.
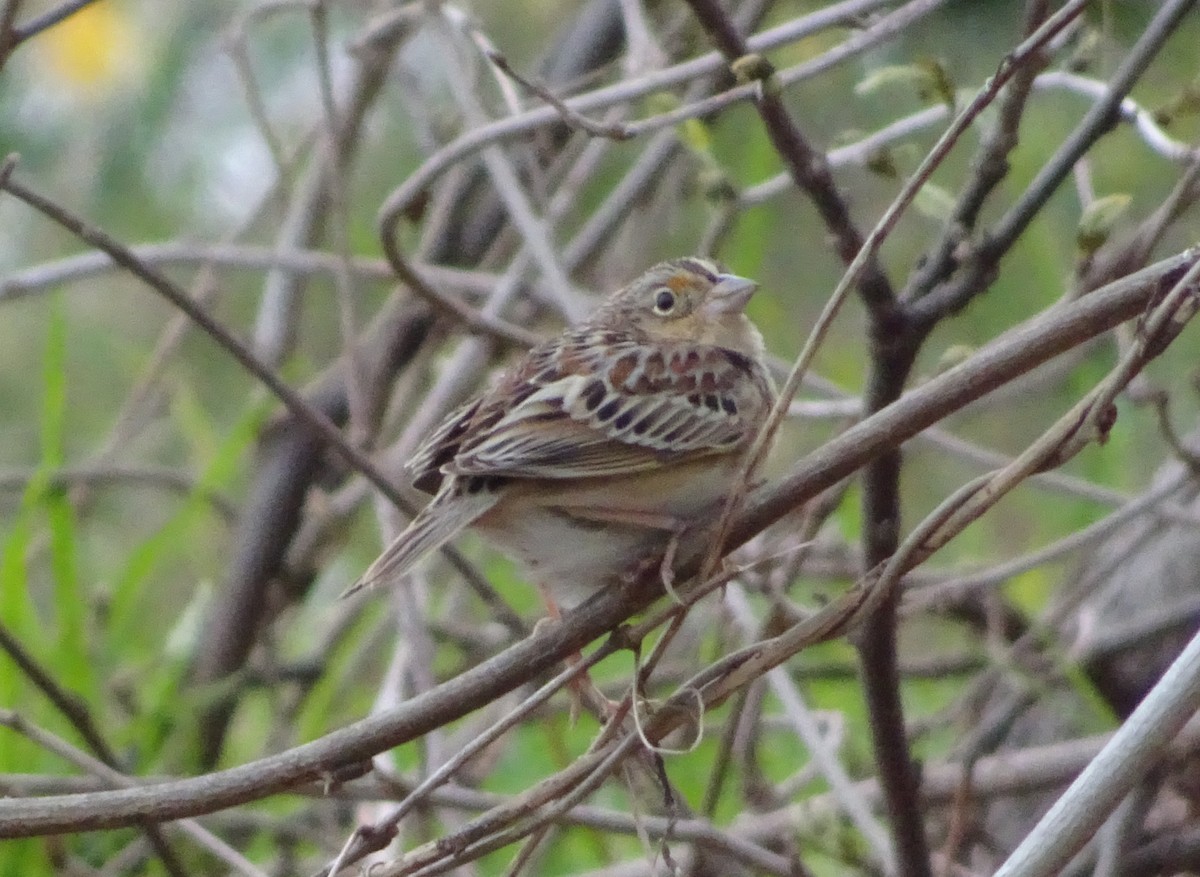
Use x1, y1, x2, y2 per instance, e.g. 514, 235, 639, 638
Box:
703, 273, 759, 315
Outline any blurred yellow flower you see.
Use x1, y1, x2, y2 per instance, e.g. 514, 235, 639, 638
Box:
33, 1, 138, 94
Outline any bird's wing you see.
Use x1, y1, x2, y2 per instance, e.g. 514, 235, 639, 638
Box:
448, 332, 772, 480
405, 397, 485, 494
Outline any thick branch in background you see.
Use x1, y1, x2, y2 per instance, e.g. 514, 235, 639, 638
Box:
850, 2, 1061, 870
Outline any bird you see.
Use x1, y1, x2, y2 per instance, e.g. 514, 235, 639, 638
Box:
351, 257, 776, 612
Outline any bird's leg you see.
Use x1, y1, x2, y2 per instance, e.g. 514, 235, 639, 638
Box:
657, 522, 690, 605
535, 583, 616, 724
536, 582, 564, 623
537, 506, 691, 718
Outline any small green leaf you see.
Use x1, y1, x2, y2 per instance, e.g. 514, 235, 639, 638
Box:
913, 181, 956, 222
1151, 71, 1200, 126
865, 146, 898, 179
678, 116, 713, 156
916, 58, 956, 109
857, 59, 955, 108
164, 579, 212, 658
856, 64, 929, 97
934, 344, 976, 376
729, 53, 774, 85
697, 166, 736, 203
1077, 193, 1132, 255
1067, 27, 1102, 73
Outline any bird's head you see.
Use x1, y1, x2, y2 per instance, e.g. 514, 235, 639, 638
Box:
590, 257, 765, 359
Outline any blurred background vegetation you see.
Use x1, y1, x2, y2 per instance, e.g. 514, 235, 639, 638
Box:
3, 1, 1200, 875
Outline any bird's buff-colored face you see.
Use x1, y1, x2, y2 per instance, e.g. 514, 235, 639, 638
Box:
592, 258, 764, 357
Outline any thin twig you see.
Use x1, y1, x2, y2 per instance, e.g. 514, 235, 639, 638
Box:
724, 583, 893, 869
0, 709, 265, 877
0, 625, 190, 877
0, 169, 502, 614
0, 0, 99, 67
376, 0, 926, 230
0, 243, 495, 305
379, 224, 541, 347
0, 463, 238, 521
0, 171, 416, 513
432, 11, 588, 321
487, 51, 632, 140
912, 0, 1200, 325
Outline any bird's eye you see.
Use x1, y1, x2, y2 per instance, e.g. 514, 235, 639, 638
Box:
653, 287, 677, 314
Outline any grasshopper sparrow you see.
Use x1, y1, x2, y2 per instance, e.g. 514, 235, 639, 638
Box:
356, 257, 775, 608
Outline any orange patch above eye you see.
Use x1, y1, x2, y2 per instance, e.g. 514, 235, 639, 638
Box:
665, 273, 691, 293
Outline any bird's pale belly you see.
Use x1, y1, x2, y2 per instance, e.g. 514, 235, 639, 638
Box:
476, 509, 660, 606
473, 457, 740, 607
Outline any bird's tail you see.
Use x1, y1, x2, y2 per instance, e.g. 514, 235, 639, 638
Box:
341, 487, 498, 598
